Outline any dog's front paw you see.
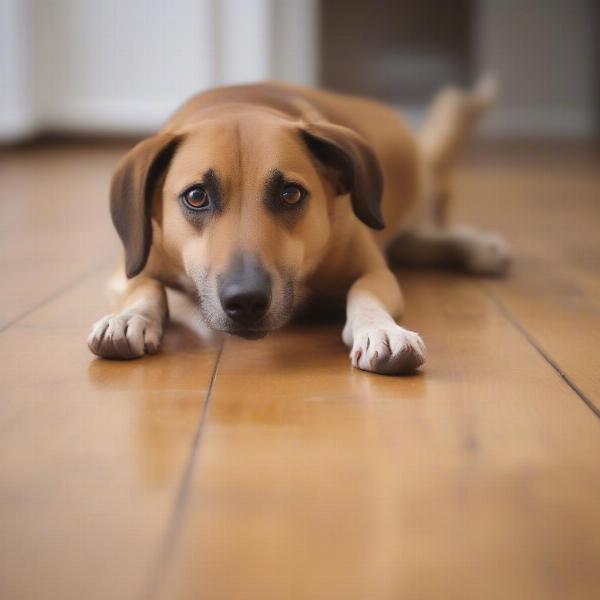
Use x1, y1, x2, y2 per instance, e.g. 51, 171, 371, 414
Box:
460, 228, 511, 276
87, 311, 163, 359
349, 323, 426, 375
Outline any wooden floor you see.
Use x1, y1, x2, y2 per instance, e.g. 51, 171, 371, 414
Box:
1, 140, 599, 600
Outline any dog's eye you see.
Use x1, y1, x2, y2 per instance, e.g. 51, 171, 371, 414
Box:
280, 184, 305, 206
182, 185, 209, 210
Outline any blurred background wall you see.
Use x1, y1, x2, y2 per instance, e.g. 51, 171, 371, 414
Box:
0, 0, 598, 142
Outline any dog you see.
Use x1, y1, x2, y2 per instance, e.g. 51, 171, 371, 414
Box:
88, 78, 509, 375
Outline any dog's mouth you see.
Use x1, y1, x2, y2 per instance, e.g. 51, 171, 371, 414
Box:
195, 276, 296, 340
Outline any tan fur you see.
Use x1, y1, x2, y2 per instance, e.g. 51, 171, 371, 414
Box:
88, 80, 509, 374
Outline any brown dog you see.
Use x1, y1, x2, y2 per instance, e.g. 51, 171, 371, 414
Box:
88, 79, 509, 374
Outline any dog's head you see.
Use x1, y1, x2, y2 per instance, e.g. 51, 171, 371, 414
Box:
110, 111, 384, 338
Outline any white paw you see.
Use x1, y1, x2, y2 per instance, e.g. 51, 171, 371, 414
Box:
87, 311, 163, 360
349, 323, 426, 375
461, 228, 511, 275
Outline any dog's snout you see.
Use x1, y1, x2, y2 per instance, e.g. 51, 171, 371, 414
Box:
218, 254, 272, 326
221, 287, 270, 323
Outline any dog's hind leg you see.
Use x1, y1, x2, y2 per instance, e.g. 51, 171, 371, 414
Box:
88, 265, 167, 359
386, 225, 511, 276
387, 76, 510, 276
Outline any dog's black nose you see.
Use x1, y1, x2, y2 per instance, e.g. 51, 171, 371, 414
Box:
219, 254, 272, 326
221, 287, 270, 323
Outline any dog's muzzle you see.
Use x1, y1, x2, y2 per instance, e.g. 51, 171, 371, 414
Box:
218, 254, 272, 333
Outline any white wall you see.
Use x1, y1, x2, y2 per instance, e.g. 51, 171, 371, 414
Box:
1, 0, 596, 140
0, 0, 318, 141
476, 0, 598, 137
0, 0, 216, 138
30, 0, 216, 134
0, 0, 35, 139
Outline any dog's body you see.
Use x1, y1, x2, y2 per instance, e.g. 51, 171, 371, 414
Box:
88, 80, 509, 374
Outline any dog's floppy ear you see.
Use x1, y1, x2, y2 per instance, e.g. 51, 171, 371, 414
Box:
300, 123, 385, 230
110, 133, 181, 278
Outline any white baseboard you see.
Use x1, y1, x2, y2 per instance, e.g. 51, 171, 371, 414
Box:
481, 108, 597, 138
3, 99, 596, 141
0, 98, 181, 140
398, 105, 597, 139
0, 108, 38, 142
39, 98, 182, 135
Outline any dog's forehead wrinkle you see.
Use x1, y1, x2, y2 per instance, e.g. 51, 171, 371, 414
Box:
174, 115, 310, 206
238, 114, 301, 169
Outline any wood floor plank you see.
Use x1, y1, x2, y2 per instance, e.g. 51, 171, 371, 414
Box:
158, 270, 600, 600
0, 268, 221, 600
0, 143, 129, 329
455, 151, 600, 409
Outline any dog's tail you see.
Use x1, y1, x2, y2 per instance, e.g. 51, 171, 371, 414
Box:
419, 74, 497, 174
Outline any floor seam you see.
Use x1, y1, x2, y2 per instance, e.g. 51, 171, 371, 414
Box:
140, 338, 224, 600
0, 258, 112, 333
483, 283, 600, 420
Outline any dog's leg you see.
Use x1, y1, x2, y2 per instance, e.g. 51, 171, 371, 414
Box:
396, 76, 510, 276
88, 267, 167, 359
386, 225, 511, 275
342, 251, 426, 375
